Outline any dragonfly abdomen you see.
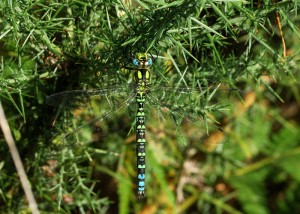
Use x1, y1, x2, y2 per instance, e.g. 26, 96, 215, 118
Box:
136, 92, 146, 199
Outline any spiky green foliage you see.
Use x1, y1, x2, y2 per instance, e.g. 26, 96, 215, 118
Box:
0, 0, 300, 213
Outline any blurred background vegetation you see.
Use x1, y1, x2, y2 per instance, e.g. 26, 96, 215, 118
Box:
0, 0, 300, 213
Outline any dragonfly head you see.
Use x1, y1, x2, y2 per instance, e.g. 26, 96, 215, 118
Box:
133, 53, 153, 69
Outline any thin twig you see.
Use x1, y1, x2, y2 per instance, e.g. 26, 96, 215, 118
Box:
275, 7, 287, 58
0, 102, 40, 214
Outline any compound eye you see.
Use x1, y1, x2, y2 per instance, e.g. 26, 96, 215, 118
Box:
133, 58, 139, 66
146, 58, 153, 66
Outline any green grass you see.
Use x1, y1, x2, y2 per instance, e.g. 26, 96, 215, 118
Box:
0, 0, 300, 213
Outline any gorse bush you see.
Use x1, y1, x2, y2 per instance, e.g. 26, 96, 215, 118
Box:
0, 1, 299, 213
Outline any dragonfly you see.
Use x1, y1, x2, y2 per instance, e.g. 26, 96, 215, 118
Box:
46, 52, 237, 199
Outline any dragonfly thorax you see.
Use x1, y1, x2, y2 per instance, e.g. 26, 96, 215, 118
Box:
135, 69, 150, 87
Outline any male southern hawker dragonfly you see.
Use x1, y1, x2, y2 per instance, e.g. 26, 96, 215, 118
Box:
46, 52, 238, 199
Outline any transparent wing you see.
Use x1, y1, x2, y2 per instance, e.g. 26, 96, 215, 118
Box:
45, 85, 134, 108
146, 84, 242, 146
45, 86, 137, 154
150, 84, 242, 106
